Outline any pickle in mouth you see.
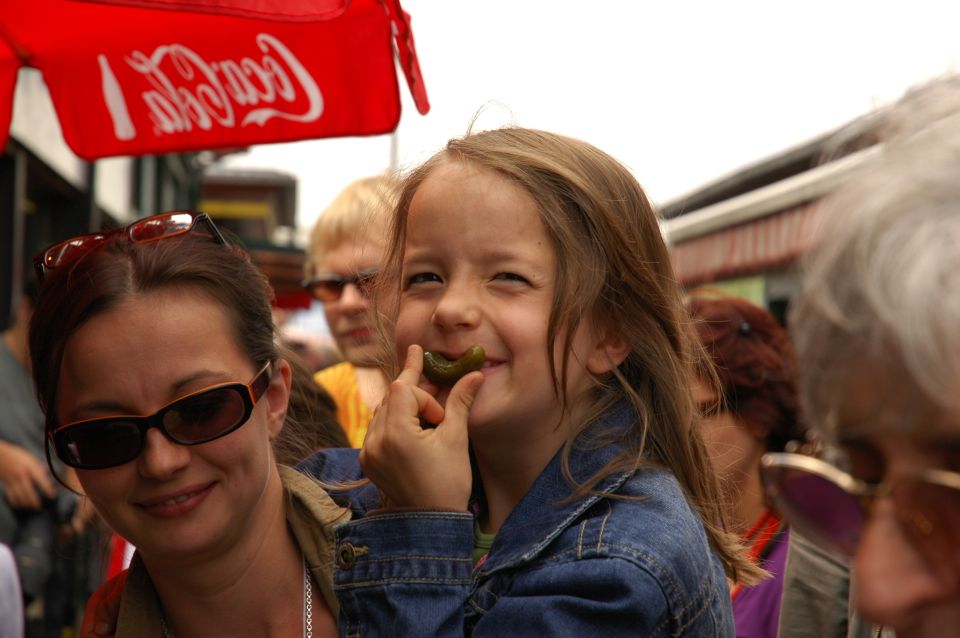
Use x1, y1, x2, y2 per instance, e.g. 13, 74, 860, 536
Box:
422, 345, 485, 386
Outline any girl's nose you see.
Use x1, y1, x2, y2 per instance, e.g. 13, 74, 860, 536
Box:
431, 285, 481, 331
852, 497, 958, 629
138, 428, 191, 478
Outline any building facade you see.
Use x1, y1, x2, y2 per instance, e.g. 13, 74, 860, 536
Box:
1, 68, 202, 329
661, 118, 878, 324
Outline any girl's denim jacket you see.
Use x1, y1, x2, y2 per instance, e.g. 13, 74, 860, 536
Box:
299, 402, 734, 637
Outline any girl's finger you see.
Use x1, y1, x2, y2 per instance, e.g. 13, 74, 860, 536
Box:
437, 370, 483, 447
395, 344, 425, 385
391, 344, 444, 424
364, 345, 426, 441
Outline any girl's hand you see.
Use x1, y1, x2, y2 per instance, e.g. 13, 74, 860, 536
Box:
360, 344, 484, 511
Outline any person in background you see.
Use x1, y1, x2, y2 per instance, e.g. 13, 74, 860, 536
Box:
0, 279, 91, 635
303, 127, 761, 635
31, 211, 346, 637
687, 292, 805, 638
764, 75, 960, 637
776, 532, 878, 638
278, 323, 342, 374
303, 175, 399, 447
0, 542, 24, 638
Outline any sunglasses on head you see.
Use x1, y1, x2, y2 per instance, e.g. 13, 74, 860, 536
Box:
760, 452, 960, 568
50, 363, 273, 470
301, 269, 378, 303
33, 210, 227, 283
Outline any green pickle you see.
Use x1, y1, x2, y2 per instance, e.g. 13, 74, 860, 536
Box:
422, 345, 485, 386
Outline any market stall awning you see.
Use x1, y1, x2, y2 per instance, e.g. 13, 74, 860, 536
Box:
669, 202, 822, 286
0, 0, 429, 160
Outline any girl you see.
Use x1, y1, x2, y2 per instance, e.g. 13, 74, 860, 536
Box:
303, 127, 759, 636
30, 211, 347, 637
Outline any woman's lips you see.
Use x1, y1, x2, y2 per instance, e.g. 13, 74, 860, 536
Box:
136, 482, 215, 518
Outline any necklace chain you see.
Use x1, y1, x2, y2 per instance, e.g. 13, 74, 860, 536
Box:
304, 556, 313, 638
160, 556, 313, 638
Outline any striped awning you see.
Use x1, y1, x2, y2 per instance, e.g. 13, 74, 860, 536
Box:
668, 202, 822, 286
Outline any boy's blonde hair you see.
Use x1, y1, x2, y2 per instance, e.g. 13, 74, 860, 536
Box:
305, 174, 400, 277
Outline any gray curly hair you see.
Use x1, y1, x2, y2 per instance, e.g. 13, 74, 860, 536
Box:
792, 74, 960, 436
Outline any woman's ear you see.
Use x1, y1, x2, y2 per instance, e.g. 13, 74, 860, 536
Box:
586, 324, 630, 375
265, 358, 292, 441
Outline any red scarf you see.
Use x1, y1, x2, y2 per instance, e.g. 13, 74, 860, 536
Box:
730, 507, 782, 600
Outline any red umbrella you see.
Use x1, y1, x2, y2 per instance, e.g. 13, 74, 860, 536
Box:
0, 0, 429, 160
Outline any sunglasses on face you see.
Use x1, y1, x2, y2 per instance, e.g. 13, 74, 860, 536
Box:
33, 211, 227, 283
50, 363, 273, 470
760, 452, 960, 569
301, 269, 378, 303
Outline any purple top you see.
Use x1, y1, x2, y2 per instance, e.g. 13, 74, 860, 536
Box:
732, 526, 790, 638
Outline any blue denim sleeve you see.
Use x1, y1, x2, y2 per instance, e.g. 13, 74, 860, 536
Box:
333, 511, 729, 637
334, 511, 475, 637
296, 447, 382, 517
296, 447, 363, 483
470, 559, 676, 637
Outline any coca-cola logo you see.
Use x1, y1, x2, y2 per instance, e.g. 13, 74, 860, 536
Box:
98, 33, 323, 141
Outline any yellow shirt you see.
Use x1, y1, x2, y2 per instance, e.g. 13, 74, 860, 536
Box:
313, 362, 372, 447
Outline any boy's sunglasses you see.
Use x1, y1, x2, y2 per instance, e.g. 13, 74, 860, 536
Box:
50, 363, 273, 470
760, 452, 960, 569
301, 269, 377, 303
33, 210, 227, 283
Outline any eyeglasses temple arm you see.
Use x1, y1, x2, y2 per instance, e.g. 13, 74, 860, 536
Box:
200, 214, 230, 248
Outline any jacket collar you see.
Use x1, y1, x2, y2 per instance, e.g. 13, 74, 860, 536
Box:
476, 400, 637, 574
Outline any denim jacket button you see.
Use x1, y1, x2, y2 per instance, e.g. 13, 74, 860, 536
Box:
337, 542, 357, 568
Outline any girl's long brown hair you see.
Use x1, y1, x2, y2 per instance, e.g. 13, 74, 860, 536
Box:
377, 127, 761, 583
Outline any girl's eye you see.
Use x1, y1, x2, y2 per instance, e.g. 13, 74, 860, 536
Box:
406, 272, 441, 287
495, 272, 529, 284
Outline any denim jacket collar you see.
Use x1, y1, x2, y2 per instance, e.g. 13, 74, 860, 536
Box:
476, 400, 638, 575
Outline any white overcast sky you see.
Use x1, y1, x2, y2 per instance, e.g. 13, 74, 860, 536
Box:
222, 0, 960, 239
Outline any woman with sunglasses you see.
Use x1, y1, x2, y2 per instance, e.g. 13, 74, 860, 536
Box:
303, 175, 398, 447
687, 292, 804, 638
763, 76, 960, 637
30, 212, 345, 637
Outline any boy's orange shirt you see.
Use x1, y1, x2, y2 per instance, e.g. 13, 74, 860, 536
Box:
313, 362, 371, 448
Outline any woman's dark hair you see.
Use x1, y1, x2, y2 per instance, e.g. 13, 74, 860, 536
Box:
687, 292, 803, 452
29, 232, 278, 437
275, 348, 349, 464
